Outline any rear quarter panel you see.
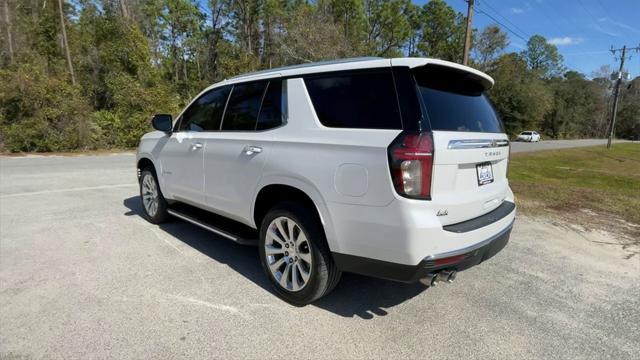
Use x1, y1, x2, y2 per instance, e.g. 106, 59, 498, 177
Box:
255, 78, 402, 251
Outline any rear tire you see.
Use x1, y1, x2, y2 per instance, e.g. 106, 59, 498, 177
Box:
259, 202, 341, 305
139, 168, 169, 224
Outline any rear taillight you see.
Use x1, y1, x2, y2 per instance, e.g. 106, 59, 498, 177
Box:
388, 132, 434, 200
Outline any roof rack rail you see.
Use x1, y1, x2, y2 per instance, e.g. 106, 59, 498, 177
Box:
228, 57, 384, 80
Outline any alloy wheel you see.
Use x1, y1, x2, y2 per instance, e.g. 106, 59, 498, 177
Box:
141, 174, 159, 217
264, 216, 313, 292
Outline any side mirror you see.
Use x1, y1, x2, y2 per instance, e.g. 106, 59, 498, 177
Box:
151, 114, 173, 133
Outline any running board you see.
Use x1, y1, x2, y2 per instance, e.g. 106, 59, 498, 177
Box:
167, 205, 257, 246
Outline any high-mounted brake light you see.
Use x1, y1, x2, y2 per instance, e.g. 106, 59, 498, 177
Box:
388, 132, 434, 199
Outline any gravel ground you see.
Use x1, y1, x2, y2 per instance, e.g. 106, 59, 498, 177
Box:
1, 150, 638, 359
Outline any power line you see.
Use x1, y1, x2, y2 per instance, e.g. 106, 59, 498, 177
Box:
595, 0, 613, 20
478, 0, 530, 40
528, 1, 609, 72
458, 0, 588, 74
530, 1, 560, 31
576, 0, 602, 26
472, 2, 582, 70
562, 50, 611, 56
473, 6, 528, 42
478, 6, 589, 73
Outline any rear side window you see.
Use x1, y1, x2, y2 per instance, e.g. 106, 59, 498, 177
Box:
178, 86, 231, 131
256, 80, 283, 130
414, 66, 503, 133
222, 81, 268, 131
304, 69, 402, 129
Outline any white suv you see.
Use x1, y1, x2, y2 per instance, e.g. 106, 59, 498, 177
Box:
136, 57, 516, 305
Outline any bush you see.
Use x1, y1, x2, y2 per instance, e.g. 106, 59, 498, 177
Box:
0, 63, 91, 152
100, 72, 180, 148
0, 62, 181, 152
89, 111, 123, 148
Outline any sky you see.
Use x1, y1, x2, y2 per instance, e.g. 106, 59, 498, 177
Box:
196, 0, 640, 78
431, 0, 640, 77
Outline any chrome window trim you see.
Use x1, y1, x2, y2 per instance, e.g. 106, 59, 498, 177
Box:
447, 139, 510, 149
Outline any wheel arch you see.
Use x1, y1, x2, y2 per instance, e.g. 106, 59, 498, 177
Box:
137, 157, 155, 175
136, 155, 171, 200
252, 179, 339, 252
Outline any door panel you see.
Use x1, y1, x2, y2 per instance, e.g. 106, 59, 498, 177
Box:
159, 132, 206, 204
160, 85, 232, 206
203, 133, 270, 224
201, 79, 281, 225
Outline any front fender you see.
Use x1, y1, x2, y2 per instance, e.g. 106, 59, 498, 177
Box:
137, 134, 171, 199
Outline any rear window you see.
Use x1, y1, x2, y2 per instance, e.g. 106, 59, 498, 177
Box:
256, 80, 283, 130
304, 69, 402, 129
414, 66, 503, 133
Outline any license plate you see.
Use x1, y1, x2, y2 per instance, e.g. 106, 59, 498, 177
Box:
476, 162, 494, 186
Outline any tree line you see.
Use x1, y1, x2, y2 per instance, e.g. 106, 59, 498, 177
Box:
0, 0, 638, 152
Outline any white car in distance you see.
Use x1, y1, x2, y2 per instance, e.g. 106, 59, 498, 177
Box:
136, 57, 516, 305
517, 131, 541, 142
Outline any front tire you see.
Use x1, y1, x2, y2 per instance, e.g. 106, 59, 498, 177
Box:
139, 168, 169, 224
259, 202, 341, 305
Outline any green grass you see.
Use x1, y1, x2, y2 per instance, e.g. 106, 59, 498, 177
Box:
509, 143, 640, 236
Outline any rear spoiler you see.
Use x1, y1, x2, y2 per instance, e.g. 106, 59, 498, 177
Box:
391, 58, 495, 91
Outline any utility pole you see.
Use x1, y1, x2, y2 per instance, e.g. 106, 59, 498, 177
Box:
607, 45, 639, 149
462, 0, 474, 65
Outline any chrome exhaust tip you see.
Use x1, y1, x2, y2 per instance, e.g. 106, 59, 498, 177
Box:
421, 271, 457, 287
436, 270, 456, 284
419, 273, 438, 286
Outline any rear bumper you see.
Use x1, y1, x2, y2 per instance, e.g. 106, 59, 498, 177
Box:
327, 188, 516, 265
332, 219, 513, 283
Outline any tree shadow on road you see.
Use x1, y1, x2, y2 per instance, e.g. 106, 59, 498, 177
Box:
123, 196, 429, 319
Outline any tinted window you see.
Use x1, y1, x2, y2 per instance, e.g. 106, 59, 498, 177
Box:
256, 80, 283, 130
522, 131, 532, 135
414, 66, 503, 133
221, 81, 268, 131
304, 69, 402, 129
392, 67, 422, 132
178, 86, 230, 131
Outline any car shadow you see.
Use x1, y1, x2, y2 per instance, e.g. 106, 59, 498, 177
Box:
123, 196, 429, 319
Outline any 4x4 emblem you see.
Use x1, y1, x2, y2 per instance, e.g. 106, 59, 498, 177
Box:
436, 209, 448, 216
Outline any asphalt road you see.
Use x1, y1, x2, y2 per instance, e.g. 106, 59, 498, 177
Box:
1, 146, 639, 359
510, 138, 630, 153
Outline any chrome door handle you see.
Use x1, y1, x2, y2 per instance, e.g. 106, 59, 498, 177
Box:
191, 142, 203, 150
243, 145, 262, 155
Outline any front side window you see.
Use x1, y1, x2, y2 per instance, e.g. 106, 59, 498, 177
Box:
221, 81, 268, 131
178, 86, 231, 131
304, 69, 402, 129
